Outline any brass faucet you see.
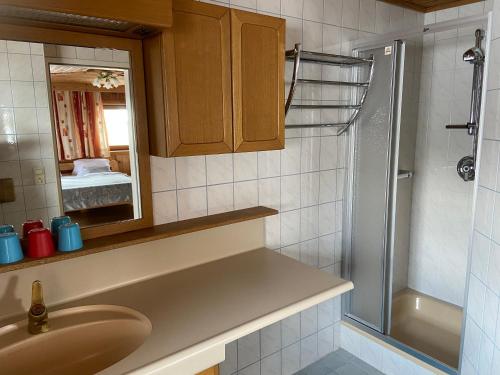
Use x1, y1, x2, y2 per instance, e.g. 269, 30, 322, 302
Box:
28, 280, 49, 334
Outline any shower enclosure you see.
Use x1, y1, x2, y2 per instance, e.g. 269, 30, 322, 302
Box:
342, 17, 488, 373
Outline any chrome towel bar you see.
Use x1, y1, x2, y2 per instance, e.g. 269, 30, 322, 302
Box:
290, 104, 361, 110
284, 123, 348, 129
287, 50, 373, 66
298, 78, 370, 87
284, 43, 375, 135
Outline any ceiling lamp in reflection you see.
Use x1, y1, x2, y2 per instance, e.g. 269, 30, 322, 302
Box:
92, 71, 120, 89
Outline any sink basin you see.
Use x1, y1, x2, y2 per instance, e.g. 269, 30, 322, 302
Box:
0, 305, 152, 375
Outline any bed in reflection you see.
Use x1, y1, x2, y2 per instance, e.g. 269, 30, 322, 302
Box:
61, 172, 132, 211
59, 158, 134, 226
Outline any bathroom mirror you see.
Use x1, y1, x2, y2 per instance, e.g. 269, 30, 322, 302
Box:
49, 62, 140, 227
0, 24, 152, 239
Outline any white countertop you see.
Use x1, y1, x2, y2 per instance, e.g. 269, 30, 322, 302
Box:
44, 248, 353, 374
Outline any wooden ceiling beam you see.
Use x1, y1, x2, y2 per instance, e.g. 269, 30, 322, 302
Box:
378, 0, 483, 13
379, 0, 426, 12
425, 0, 483, 12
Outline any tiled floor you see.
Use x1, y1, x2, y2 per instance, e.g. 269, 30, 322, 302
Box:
296, 349, 384, 375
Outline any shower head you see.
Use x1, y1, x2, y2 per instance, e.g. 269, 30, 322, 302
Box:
463, 46, 484, 63
463, 29, 484, 64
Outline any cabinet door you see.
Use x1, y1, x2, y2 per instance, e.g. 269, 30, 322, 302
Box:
197, 366, 219, 375
231, 10, 285, 152
164, 0, 233, 156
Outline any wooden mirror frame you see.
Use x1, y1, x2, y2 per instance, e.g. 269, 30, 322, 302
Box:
0, 23, 153, 239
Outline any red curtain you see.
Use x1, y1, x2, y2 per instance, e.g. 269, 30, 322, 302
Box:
52, 90, 110, 161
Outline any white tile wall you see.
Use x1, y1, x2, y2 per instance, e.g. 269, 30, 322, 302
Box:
462, 2, 500, 373
150, 130, 342, 373
147, 1, 423, 374
0, 41, 59, 233
408, 4, 489, 307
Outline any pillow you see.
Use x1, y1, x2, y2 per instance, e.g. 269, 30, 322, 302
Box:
78, 166, 111, 175
73, 159, 110, 176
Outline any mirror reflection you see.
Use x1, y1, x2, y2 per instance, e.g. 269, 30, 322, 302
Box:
49, 64, 139, 226
0, 40, 142, 234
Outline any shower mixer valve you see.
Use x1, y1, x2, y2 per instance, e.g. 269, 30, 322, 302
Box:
457, 156, 475, 182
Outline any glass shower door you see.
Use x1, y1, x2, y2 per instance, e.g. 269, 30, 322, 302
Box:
343, 41, 404, 332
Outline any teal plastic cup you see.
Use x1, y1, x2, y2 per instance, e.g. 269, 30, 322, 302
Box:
58, 223, 83, 252
0, 233, 24, 264
0, 225, 14, 234
50, 216, 71, 237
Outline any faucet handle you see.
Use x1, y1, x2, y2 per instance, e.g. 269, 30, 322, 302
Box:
30, 280, 46, 316
28, 280, 48, 334
31, 280, 44, 305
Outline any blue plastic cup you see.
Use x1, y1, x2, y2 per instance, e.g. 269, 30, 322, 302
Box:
50, 216, 71, 237
0, 233, 24, 264
0, 225, 15, 234
58, 223, 83, 252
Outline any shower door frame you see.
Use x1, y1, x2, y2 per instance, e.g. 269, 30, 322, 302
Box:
341, 40, 405, 335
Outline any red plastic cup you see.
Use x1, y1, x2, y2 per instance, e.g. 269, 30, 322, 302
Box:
22, 220, 44, 239
27, 228, 55, 258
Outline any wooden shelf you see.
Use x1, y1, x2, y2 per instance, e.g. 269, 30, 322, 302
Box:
0, 206, 278, 274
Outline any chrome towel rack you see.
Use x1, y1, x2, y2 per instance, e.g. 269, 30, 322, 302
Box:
284, 43, 374, 135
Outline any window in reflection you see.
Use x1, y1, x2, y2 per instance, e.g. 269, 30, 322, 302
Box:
104, 108, 129, 147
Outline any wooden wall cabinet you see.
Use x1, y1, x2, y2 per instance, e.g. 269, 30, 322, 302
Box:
231, 10, 285, 152
144, 0, 285, 157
